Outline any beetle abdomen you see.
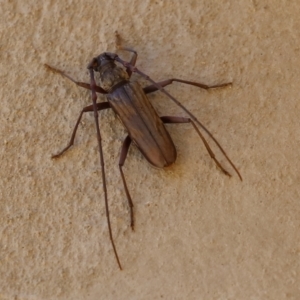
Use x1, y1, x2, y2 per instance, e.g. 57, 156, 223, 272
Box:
108, 82, 177, 168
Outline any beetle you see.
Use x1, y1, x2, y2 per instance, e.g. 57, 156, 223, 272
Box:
45, 37, 242, 270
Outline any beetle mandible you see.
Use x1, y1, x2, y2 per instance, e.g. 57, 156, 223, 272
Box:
45, 34, 242, 270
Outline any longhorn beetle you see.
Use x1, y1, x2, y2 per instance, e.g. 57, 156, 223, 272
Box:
45, 33, 242, 270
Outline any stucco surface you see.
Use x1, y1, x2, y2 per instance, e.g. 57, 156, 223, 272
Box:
1, 1, 300, 299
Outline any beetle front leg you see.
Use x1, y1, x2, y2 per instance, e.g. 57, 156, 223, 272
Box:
52, 102, 111, 158
161, 116, 232, 177
45, 64, 107, 94
115, 31, 138, 78
118, 135, 135, 230
143, 79, 232, 94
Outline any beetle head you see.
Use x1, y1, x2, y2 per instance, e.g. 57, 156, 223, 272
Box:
87, 53, 116, 72
87, 52, 128, 91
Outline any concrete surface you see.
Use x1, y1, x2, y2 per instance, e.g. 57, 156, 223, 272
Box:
1, 0, 300, 299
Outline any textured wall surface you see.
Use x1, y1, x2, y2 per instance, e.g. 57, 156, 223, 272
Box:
1, 1, 300, 299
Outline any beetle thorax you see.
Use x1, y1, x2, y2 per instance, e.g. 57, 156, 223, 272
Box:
99, 65, 129, 91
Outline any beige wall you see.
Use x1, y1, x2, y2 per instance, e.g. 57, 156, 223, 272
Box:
1, 1, 299, 299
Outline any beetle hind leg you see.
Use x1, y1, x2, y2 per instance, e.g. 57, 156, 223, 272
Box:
119, 135, 135, 230
161, 116, 232, 177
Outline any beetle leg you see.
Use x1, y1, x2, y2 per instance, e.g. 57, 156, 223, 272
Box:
52, 102, 111, 158
115, 31, 138, 78
161, 116, 232, 177
143, 79, 231, 94
45, 64, 107, 94
118, 135, 134, 230
119, 48, 137, 78
114, 48, 137, 78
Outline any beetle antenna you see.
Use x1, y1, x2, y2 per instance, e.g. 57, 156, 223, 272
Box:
88, 67, 123, 270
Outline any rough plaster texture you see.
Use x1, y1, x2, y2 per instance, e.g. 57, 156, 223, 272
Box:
1, 0, 300, 299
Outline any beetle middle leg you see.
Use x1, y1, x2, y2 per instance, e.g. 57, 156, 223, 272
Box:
118, 135, 135, 230
52, 102, 111, 158
161, 116, 231, 177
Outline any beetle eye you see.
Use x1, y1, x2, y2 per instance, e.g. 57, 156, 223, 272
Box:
92, 61, 99, 69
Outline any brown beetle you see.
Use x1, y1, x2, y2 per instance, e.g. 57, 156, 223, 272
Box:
45, 37, 241, 270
